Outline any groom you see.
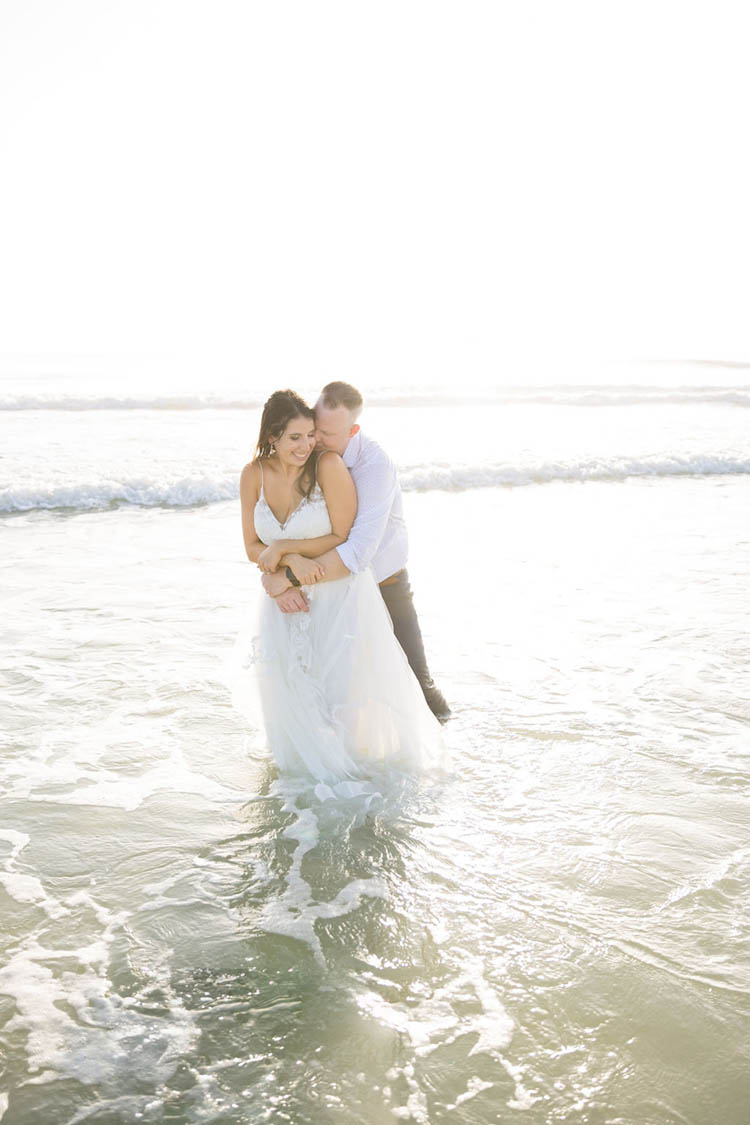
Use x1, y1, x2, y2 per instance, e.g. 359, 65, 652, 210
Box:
260, 381, 451, 722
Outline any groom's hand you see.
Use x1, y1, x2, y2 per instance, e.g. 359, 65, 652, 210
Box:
261, 571, 292, 598
275, 588, 309, 614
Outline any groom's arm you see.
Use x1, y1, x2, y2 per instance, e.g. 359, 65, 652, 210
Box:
329, 448, 398, 576
264, 452, 398, 597
262, 451, 357, 600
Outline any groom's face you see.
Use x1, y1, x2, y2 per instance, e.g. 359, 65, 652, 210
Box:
314, 402, 359, 455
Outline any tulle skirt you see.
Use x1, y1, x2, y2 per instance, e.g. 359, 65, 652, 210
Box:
232, 570, 445, 782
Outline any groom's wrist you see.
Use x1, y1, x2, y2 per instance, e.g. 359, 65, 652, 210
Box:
285, 565, 301, 588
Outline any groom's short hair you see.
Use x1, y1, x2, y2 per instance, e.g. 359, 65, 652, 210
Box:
320, 381, 363, 419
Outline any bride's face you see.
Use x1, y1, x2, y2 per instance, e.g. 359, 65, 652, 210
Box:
273, 415, 316, 467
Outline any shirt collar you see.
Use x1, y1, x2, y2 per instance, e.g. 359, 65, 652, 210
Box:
342, 429, 362, 468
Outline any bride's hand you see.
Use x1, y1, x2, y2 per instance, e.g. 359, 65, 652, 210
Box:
258, 543, 283, 573
286, 553, 326, 585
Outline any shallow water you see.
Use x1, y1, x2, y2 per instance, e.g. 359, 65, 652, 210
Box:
2, 450, 749, 1121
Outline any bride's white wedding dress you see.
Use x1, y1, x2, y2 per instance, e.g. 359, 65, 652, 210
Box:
234, 474, 444, 782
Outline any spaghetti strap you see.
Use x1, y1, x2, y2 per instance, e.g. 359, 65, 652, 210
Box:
258, 459, 265, 498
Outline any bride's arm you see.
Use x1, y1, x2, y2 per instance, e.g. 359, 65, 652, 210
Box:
259, 532, 343, 573
277, 453, 357, 581
239, 462, 267, 565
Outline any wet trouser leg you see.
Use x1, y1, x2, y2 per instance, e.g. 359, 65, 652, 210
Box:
379, 569, 450, 719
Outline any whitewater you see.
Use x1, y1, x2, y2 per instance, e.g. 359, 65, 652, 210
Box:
3, 452, 750, 513
1, 374, 749, 1124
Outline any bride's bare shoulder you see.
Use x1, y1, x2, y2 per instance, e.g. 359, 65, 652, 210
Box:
240, 458, 262, 497
316, 450, 346, 477
316, 451, 355, 510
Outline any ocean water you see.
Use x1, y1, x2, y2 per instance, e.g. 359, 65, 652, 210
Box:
1, 372, 749, 1123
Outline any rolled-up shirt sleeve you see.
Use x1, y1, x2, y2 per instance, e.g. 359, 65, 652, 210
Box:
335, 454, 398, 575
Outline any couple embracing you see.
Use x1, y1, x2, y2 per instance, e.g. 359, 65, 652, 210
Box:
237, 381, 449, 783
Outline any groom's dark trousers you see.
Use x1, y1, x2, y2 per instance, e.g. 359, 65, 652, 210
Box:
378, 569, 450, 720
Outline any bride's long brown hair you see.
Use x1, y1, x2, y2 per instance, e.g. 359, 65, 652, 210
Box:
254, 390, 319, 499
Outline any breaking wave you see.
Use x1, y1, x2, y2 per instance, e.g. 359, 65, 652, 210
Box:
2, 453, 749, 513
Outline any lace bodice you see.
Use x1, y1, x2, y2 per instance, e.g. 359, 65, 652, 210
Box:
254, 480, 331, 545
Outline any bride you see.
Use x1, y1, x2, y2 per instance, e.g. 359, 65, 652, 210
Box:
235, 389, 444, 783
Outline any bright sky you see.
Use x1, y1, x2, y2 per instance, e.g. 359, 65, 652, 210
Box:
1, 0, 748, 389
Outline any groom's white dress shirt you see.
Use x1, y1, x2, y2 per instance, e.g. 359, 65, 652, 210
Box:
335, 430, 408, 584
